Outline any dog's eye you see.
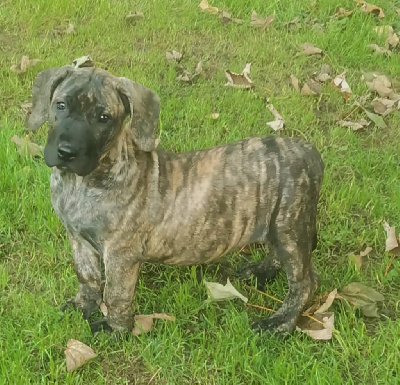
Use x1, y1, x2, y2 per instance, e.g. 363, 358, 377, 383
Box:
57, 102, 66, 110
99, 114, 110, 123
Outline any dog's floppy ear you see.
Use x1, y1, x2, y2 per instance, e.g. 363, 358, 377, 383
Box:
117, 77, 160, 152
27, 66, 72, 131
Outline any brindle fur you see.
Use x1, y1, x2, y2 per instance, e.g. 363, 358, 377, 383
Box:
28, 66, 324, 335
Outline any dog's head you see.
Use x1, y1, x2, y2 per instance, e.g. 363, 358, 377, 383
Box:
27, 66, 160, 176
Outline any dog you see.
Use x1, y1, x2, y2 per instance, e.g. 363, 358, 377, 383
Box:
27, 66, 324, 336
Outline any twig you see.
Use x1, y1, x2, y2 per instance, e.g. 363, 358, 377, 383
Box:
245, 303, 276, 312
342, 105, 360, 121
148, 367, 162, 384
245, 284, 283, 303
384, 254, 396, 276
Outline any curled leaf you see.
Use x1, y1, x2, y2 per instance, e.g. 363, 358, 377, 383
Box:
315, 289, 338, 314
355, 0, 385, 18
301, 78, 321, 96
177, 61, 202, 83
132, 313, 176, 336
250, 11, 275, 30
198, 0, 219, 14
65, 339, 97, 372
338, 118, 370, 131
350, 246, 373, 269
225, 63, 254, 89
204, 278, 248, 303
72, 55, 94, 68
10, 55, 41, 74
333, 72, 352, 100
296, 312, 334, 340
166, 50, 183, 64
266, 104, 285, 131
299, 42, 323, 56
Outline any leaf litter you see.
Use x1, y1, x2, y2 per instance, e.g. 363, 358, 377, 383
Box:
266, 104, 285, 131
355, 0, 385, 18
65, 339, 97, 372
198, 0, 219, 15
204, 278, 248, 303
250, 11, 275, 30
11, 135, 43, 157
349, 246, 373, 269
132, 313, 176, 336
220, 11, 243, 25
225, 63, 254, 89
177, 61, 203, 83
166, 50, 183, 64
10, 55, 41, 74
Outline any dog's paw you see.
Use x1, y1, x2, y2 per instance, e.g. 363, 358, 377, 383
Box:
61, 297, 99, 319
252, 315, 295, 338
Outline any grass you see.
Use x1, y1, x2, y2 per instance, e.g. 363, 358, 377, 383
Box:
0, 0, 400, 383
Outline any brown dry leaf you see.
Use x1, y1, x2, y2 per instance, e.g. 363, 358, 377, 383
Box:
374, 26, 400, 48
11, 135, 43, 157
266, 104, 285, 131
371, 97, 400, 116
177, 61, 203, 83
72, 55, 94, 68
99, 302, 108, 316
166, 50, 183, 64
355, 0, 385, 18
316, 64, 332, 82
210, 112, 220, 119
198, 0, 219, 14
125, 11, 144, 21
335, 7, 354, 17
204, 278, 248, 303
299, 42, 323, 56
290, 74, 300, 92
366, 75, 397, 99
20, 102, 32, 115
250, 11, 275, 30
338, 282, 384, 317
301, 78, 322, 96
65, 23, 75, 34
333, 72, 352, 100
368, 44, 392, 56
65, 339, 97, 372
296, 312, 334, 340
338, 118, 370, 131
132, 313, 176, 336
315, 289, 338, 314
350, 246, 373, 269
383, 221, 400, 255
10, 55, 41, 74
225, 63, 254, 89
284, 16, 301, 30
220, 11, 243, 25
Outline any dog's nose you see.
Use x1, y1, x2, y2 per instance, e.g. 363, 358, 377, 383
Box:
57, 144, 77, 161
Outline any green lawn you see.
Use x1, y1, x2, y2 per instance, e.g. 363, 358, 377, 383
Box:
1, 0, 399, 383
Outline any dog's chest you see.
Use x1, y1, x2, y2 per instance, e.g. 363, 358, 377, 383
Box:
50, 170, 111, 252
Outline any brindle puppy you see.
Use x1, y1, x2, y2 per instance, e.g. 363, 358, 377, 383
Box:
27, 66, 324, 336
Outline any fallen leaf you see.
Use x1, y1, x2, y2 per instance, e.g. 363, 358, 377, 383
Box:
20, 102, 32, 115
177, 61, 202, 83
301, 78, 321, 95
99, 302, 108, 316
335, 7, 354, 17
368, 44, 392, 56
284, 16, 300, 30
315, 289, 338, 314
166, 50, 183, 64
220, 11, 243, 25
338, 282, 384, 318
333, 72, 352, 100
125, 11, 144, 21
363, 109, 387, 128
299, 42, 323, 56
266, 104, 285, 131
316, 64, 332, 82
204, 278, 248, 303
383, 221, 400, 254
371, 97, 400, 116
198, 0, 219, 14
250, 11, 275, 30
290, 74, 300, 92
374, 26, 400, 48
225, 63, 254, 89
132, 313, 176, 336
10, 55, 41, 74
355, 0, 385, 18
350, 246, 373, 269
72, 55, 94, 68
296, 312, 334, 340
65, 23, 75, 34
11, 135, 43, 157
210, 112, 219, 119
338, 118, 370, 131
366, 75, 396, 98
65, 339, 97, 372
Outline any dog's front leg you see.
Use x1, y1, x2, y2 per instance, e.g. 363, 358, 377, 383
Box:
62, 233, 102, 319
101, 248, 141, 333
